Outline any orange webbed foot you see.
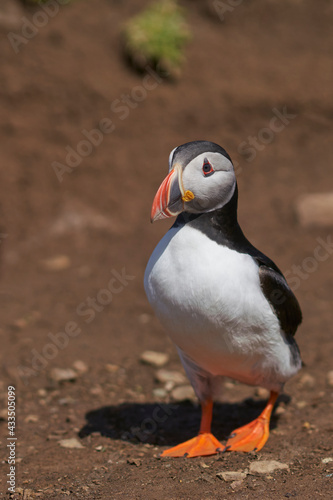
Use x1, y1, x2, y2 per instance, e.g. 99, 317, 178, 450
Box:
224, 416, 270, 452
224, 391, 278, 452
160, 432, 222, 458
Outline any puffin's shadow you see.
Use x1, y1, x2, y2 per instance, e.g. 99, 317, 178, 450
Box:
79, 396, 289, 446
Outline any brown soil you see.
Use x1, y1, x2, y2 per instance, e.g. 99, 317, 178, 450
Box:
0, 0, 333, 498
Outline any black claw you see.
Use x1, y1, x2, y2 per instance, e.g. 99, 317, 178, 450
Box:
183, 452, 189, 458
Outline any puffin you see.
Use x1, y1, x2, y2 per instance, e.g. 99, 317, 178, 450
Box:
144, 140, 302, 457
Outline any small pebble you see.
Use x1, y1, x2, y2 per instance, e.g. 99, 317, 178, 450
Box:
155, 369, 187, 385
275, 406, 286, 416
322, 457, 333, 464
255, 387, 270, 399
200, 462, 209, 468
105, 363, 119, 373
49, 368, 77, 383
37, 389, 47, 397
127, 458, 142, 467
0, 408, 8, 420
295, 192, 333, 228
296, 400, 307, 409
40, 255, 71, 271
15, 488, 34, 497
140, 350, 169, 367
51, 429, 67, 436
217, 471, 247, 482
13, 318, 28, 329
164, 381, 175, 392
302, 421, 316, 431
73, 360, 88, 374
171, 385, 195, 401
231, 479, 244, 490
298, 373, 315, 389
24, 415, 39, 423
58, 397, 75, 406
249, 460, 289, 474
138, 313, 151, 324
58, 438, 84, 449
153, 388, 167, 398
326, 371, 333, 388
90, 386, 103, 396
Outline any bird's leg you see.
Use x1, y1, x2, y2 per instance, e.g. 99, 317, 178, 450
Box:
224, 391, 278, 452
160, 399, 222, 458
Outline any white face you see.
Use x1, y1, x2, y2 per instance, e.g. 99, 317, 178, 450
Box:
180, 152, 236, 213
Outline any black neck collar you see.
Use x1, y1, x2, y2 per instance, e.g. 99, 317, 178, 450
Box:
174, 184, 249, 250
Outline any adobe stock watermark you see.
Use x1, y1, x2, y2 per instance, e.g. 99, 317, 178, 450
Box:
237, 106, 297, 164
17, 268, 135, 384
7, 0, 70, 54
213, 0, 244, 22
51, 66, 163, 183
231, 106, 297, 175
121, 403, 180, 443
284, 235, 333, 291
267, 235, 333, 308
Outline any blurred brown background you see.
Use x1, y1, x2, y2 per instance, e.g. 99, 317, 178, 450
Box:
0, 1, 332, 498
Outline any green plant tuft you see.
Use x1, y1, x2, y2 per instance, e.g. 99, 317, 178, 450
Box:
123, 0, 191, 78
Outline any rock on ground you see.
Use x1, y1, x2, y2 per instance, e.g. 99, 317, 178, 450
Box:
249, 460, 289, 474
50, 368, 77, 383
140, 350, 169, 367
58, 438, 84, 449
326, 370, 333, 388
39, 255, 71, 271
216, 471, 247, 482
295, 192, 333, 227
155, 369, 187, 385
73, 360, 89, 374
171, 385, 195, 401
298, 373, 316, 389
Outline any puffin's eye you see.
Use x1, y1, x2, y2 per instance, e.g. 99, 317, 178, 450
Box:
202, 159, 214, 177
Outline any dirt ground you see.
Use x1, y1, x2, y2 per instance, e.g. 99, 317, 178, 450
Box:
0, 0, 333, 498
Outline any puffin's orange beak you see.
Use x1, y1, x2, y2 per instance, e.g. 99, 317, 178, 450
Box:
151, 167, 184, 222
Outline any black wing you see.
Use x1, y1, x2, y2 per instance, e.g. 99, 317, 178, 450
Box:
253, 256, 302, 336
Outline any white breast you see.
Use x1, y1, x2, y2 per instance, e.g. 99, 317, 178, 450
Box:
144, 223, 299, 390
